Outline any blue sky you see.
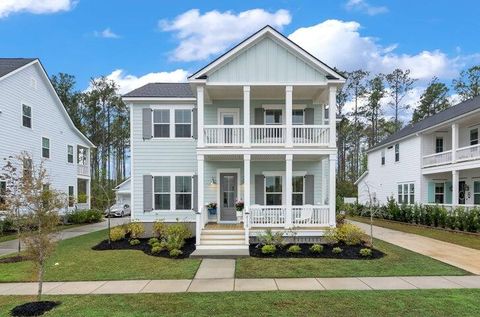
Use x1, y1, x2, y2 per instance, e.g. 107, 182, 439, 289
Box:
1, 0, 479, 99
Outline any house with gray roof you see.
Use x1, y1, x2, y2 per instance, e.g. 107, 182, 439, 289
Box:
356, 95, 480, 211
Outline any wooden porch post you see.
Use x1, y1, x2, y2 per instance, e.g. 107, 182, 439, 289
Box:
452, 123, 458, 163
243, 86, 251, 147
285, 154, 293, 228
329, 154, 337, 227
329, 85, 337, 148
243, 154, 251, 242
197, 86, 204, 147
286, 86, 293, 147
452, 169, 458, 207
197, 154, 205, 230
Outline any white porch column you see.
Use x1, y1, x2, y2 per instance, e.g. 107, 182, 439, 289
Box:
197, 86, 205, 147
328, 154, 337, 227
197, 154, 205, 231
243, 86, 251, 147
452, 170, 459, 206
329, 85, 337, 147
452, 123, 458, 163
285, 154, 293, 228
285, 86, 293, 147
243, 154, 251, 242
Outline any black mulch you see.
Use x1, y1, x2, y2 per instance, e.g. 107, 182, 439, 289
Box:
0, 255, 27, 264
10, 301, 60, 317
249, 242, 385, 259
91, 237, 196, 259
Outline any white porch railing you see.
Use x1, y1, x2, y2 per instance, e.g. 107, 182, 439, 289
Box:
250, 125, 286, 145
204, 125, 244, 145
77, 165, 90, 176
248, 205, 330, 228
456, 144, 480, 162
292, 125, 330, 145
422, 150, 452, 167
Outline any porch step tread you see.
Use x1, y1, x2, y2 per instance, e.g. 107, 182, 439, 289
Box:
201, 229, 245, 234
200, 234, 244, 240
190, 248, 250, 258
195, 244, 249, 250
200, 239, 246, 245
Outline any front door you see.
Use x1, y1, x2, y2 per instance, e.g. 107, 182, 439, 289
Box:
219, 173, 237, 222
459, 181, 466, 204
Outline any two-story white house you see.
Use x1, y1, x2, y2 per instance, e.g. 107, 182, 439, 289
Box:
123, 26, 345, 254
357, 95, 480, 211
0, 58, 94, 211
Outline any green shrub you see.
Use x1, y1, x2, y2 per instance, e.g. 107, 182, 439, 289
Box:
336, 213, 346, 226
153, 220, 167, 238
161, 223, 192, 252
359, 248, 372, 257
287, 245, 302, 254
323, 227, 338, 245
258, 229, 285, 248
332, 247, 343, 254
127, 222, 145, 239
169, 249, 183, 257
67, 209, 103, 224
0, 218, 15, 234
335, 223, 365, 245
148, 237, 159, 246
309, 244, 324, 254
151, 245, 163, 254
261, 244, 276, 254
110, 226, 126, 241
129, 238, 140, 246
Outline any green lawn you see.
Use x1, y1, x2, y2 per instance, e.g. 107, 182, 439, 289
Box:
236, 239, 468, 278
350, 216, 480, 250
1, 290, 480, 316
0, 229, 201, 282
0, 223, 88, 243
0, 233, 17, 243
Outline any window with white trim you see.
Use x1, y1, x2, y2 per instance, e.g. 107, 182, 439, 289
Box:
23, 158, 32, 179
435, 183, 444, 204
174, 109, 191, 138
398, 183, 414, 204
67, 145, 74, 163
68, 186, 75, 207
395, 143, 400, 162
175, 176, 192, 210
474, 181, 480, 205
381, 150, 385, 165
22, 104, 32, 128
435, 137, 444, 153
265, 109, 283, 125
154, 176, 170, 210
292, 109, 304, 125
0, 180, 6, 206
153, 110, 170, 138
42, 137, 50, 158
292, 176, 304, 205
470, 128, 478, 146
265, 175, 282, 205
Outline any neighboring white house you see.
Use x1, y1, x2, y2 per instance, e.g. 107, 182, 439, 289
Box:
0, 58, 94, 211
123, 26, 345, 253
114, 177, 131, 206
356, 95, 480, 210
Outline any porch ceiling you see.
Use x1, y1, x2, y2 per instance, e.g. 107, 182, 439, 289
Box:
205, 85, 326, 101
204, 154, 325, 161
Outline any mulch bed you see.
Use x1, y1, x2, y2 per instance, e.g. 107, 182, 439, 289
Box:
91, 237, 196, 259
10, 301, 60, 316
249, 243, 384, 259
0, 255, 27, 264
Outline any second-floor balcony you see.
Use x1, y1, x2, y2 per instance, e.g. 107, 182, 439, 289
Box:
423, 144, 480, 167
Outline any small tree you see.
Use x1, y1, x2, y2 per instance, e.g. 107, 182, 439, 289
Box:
19, 155, 65, 301
94, 180, 114, 245
362, 182, 382, 249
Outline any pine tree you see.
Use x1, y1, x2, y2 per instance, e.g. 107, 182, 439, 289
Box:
412, 77, 450, 123
453, 65, 480, 101
385, 69, 416, 131
362, 74, 385, 147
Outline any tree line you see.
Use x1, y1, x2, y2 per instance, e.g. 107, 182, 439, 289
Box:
336, 65, 480, 197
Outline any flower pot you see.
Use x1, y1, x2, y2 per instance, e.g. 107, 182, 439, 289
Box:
236, 210, 243, 222
208, 208, 217, 216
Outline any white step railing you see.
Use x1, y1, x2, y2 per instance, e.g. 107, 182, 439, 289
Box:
204, 125, 244, 145
248, 205, 330, 228
292, 205, 330, 226
422, 150, 452, 167
456, 144, 480, 162
293, 125, 330, 145
250, 125, 286, 145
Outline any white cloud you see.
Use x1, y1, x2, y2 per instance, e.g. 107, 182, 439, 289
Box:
289, 20, 463, 80
160, 8, 291, 61
104, 69, 188, 94
94, 28, 120, 39
345, 0, 388, 16
0, 0, 75, 18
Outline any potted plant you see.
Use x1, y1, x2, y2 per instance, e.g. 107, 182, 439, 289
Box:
235, 199, 244, 221
206, 202, 217, 216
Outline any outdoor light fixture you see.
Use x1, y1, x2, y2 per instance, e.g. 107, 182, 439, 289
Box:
210, 177, 217, 185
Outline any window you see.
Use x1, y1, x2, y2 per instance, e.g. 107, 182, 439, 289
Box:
78, 146, 88, 165
153, 109, 170, 138
265, 109, 282, 125
175, 109, 191, 138
0, 180, 6, 206
42, 137, 50, 158
23, 158, 32, 179
175, 176, 192, 210
22, 104, 32, 128
292, 176, 304, 205
398, 183, 415, 204
436, 137, 444, 153
266, 176, 282, 205
470, 128, 478, 146
381, 150, 385, 165
67, 145, 74, 163
474, 181, 480, 205
68, 186, 75, 207
292, 109, 304, 125
395, 143, 400, 162
154, 176, 170, 210
435, 183, 445, 204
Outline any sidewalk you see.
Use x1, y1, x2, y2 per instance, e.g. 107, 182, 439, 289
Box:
0, 217, 130, 257
350, 220, 480, 275
0, 275, 479, 295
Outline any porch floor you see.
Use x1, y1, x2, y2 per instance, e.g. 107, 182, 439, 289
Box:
205, 223, 244, 230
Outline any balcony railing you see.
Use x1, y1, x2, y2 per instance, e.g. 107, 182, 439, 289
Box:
203, 125, 330, 146
423, 144, 480, 168
422, 150, 452, 167
248, 205, 330, 228
456, 144, 480, 162
77, 164, 90, 176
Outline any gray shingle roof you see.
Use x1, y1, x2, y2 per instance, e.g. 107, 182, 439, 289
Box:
0, 58, 36, 78
123, 83, 194, 98
370, 95, 480, 151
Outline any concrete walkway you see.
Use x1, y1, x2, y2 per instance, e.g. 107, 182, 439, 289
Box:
351, 220, 480, 275
0, 276, 479, 295
0, 217, 130, 257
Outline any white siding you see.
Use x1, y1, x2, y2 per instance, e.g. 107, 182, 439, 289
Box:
0, 63, 91, 207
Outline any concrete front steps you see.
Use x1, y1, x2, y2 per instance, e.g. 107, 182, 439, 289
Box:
190, 229, 250, 258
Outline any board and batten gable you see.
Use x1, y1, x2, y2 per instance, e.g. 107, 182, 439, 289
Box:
0, 61, 92, 199
358, 135, 423, 205
130, 102, 197, 222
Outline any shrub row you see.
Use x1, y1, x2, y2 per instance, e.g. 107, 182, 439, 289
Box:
66, 209, 103, 224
